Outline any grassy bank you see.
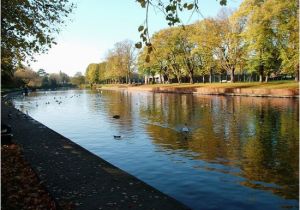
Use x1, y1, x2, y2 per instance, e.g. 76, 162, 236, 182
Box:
97, 81, 298, 89
94, 81, 299, 97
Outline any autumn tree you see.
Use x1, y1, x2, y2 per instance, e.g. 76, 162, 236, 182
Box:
14, 66, 41, 88
136, 0, 227, 49
190, 19, 222, 83
137, 46, 158, 84
273, 0, 299, 81
85, 63, 100, 84
235, 0, 282, 82
173, 27, 198, 83
204, 9, 246, 83
98, 62, 108, 83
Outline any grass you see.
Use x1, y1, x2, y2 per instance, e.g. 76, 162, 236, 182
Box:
99, 81, 299, 90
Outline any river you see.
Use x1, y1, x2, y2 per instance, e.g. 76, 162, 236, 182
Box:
12, 89, 299, 210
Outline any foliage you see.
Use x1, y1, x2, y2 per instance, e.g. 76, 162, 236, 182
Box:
135, 0, 227, 50
13, 66, 71, 89
1, 0, 75, 81
233, 0, 298, 81
85, 40, 136, 84
71, 72, 85, 86
135, 0, 298, 83
14, 66, 41, 88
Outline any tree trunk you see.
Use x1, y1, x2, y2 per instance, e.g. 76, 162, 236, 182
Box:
128, 73, 131, 84
177, 75, 181, 84
202, 75, 205, 83
265, 75, 269, 82
230, 67, 235, 83
189, 76, 193, 84
187, 62, 194, 84
295, 64, 299, 82
159, 73, 163, 84
209, 69, 212, 83
259, 64, 264, 82
259, 75, 263, 82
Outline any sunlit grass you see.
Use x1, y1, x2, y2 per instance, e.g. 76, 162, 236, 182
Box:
126, 81, 299, 89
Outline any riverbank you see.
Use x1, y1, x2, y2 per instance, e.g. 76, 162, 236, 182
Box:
97, 81, 299, 98
1, 101, 189, 210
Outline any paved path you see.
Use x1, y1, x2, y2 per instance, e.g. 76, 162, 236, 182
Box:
2, 101, 190, 210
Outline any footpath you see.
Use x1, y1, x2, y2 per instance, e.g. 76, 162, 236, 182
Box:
1, 101, 189, 210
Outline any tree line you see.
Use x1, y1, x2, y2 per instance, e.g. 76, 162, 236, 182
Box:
85, 0, 298, 85
12, 66, 85, 89
138, 0, 298, 83
85, 40, 141, 85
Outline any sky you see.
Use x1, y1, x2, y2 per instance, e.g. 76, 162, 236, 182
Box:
29, 0, 242, 76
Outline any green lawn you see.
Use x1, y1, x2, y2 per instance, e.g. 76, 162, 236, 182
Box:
129, 81, 299, 89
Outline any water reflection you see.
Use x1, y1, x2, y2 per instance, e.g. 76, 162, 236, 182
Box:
138, 93, 299, 200
13, 90, 299, 209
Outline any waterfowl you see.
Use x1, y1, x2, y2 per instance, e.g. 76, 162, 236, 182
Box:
113, 115, 120, 119
181, 123, 189, 133
113, 135, 121, 139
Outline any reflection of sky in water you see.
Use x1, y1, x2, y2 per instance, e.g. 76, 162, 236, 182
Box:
13, 90, 299, 210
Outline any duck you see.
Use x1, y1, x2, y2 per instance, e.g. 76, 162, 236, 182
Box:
113, 115, 120, 119
181, 123, 189, 133
113, 135, 121, 139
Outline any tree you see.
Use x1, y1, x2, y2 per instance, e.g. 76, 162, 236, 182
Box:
37, 68, 50, 87
1, 0, 75, 81
235, 0, 281, 82
71, 72, 85, 86
14, 66, 41, 88
173, 27, 198, 83
137, 46, 158, 84
98, 62, 108, 83
135, 0, 227, 50
210, 9, 246, 83
37, 69, 48, 78
85, 63, 100, 84
49, 73, 60, 87
101, 40, 137, 84
273, 0, 299, 81
59, 71, 70, 84
114, 40, 136, 84
190, 19, 222, 83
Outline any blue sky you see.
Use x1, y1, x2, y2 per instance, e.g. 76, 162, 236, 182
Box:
30, 0, 242, 76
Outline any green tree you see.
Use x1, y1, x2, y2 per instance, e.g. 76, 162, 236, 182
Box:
235, 0, 281, 82
59, 71, 70, 84
1, 0, 75, 83
85, 63, 99, 84
98, 62, 107, 83
136, 0, 227, 49
71, 72, 85, 86
37, 69, 48, 78
190, 19, 222, 82
273, 0, 299, 81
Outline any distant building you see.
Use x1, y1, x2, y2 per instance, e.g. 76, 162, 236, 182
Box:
144, 74, 164, 84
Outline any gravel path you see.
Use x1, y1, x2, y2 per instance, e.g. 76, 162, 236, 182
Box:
2, 101, 190, 210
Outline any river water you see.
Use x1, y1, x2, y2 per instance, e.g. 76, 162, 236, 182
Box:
13, 89, 299, 210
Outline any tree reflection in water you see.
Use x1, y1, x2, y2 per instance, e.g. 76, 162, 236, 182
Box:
138, 93, 299, 200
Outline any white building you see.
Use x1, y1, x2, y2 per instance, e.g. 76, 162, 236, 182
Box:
144, 74, 164, 84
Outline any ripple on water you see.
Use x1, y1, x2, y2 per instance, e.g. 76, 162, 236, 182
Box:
13, 89, 299, 210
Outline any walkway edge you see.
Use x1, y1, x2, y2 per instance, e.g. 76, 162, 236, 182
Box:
2, 101, 190, 210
